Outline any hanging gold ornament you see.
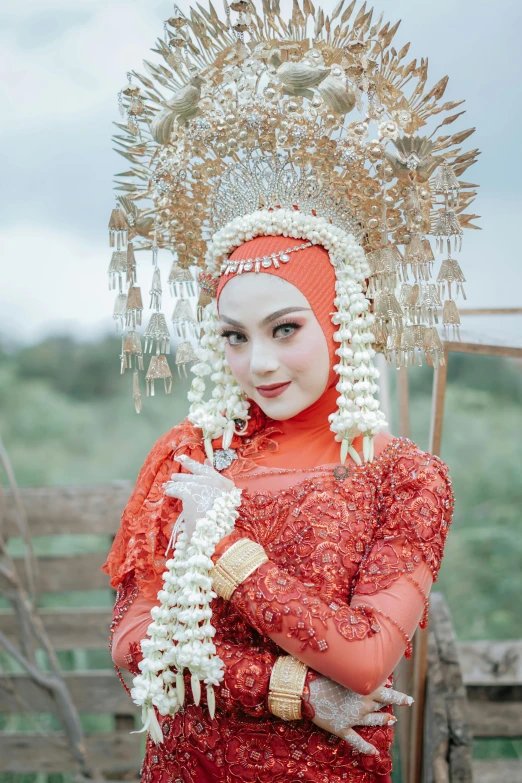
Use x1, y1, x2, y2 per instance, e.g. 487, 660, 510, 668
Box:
145, 355, 173, 396
108, 0, 480, 411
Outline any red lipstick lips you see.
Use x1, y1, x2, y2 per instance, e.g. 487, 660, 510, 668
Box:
255, 381, 292, 398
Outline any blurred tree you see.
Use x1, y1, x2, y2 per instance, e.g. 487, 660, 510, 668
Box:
0, 333, 521, 641
13, 335, 124, 400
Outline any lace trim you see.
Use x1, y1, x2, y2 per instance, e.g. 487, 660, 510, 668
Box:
109, 571, 140, 697
356, 603, 413, 659
403, 573, 430, 628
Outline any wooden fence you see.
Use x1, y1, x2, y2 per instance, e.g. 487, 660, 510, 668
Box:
1, 483, 521, 780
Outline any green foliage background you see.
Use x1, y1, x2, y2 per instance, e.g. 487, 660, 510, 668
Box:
0, 335, 521, 776
1, 334, 521, 643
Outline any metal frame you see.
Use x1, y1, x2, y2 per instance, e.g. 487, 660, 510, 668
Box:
391, 308, 522, 782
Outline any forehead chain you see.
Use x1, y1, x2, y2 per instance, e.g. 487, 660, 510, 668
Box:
220, 242, 313, 276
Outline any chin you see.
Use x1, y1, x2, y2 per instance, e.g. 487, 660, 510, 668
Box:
252, 392, 304, 420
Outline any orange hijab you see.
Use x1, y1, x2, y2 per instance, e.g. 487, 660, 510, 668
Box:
216, 235, 363, 467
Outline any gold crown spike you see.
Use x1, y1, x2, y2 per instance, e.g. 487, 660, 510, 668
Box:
437, 257, 467, 301
175, 341, 198, 378
110, 0, 480, 411
172, 299, 197, 339
144, 313, 170, 354
126, 287, 143, 328
108, 251, 128, 292
113, 293, 128, 332
145, 355, 173, 396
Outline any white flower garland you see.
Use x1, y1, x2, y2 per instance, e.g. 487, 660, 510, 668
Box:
189, 208, 387, 463
130, 481, 242, 744
130, 208, 388, 745
187, 299, 250, 461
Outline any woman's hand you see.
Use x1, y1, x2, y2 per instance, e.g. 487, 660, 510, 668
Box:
308, 675, 413, 755
163, 455, 235, 542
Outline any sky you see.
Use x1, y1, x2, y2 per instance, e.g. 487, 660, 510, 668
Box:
1, 0, 521, 347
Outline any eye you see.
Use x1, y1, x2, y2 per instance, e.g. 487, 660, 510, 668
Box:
220, 329, 247, 346
273, 320, 301, 339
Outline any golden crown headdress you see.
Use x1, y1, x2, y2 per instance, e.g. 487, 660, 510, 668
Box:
108, 0, 479, 420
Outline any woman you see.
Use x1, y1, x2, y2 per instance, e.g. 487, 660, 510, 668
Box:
102, 234, 453, 782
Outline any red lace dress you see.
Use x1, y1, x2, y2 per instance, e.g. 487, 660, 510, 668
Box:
102, 407, 454, 783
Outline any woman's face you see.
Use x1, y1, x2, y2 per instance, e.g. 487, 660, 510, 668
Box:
217, 273, 330, 420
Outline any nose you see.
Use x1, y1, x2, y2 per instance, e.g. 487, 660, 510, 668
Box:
249, 338, 279, 377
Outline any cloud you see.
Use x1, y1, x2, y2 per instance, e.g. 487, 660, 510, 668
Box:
0, 222, 187, 347
2, 0, 521, 345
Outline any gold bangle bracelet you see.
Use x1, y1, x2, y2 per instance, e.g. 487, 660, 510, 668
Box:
210, 538, 268, 601
268, 655, 308, 721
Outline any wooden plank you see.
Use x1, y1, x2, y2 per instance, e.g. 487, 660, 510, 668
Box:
0, 607, 114, 650
0, 732, 142, 773
395, 654, 414, 782
428, 593, 473, 781
408, 625, 429, 783
457, 640, 522, 686
472, 759, 522, 783
458, 308, 522, 315
444, 341, 522, 359
397, 366, 410, 438
467, 701, 522, 738
421, 627, 449, 783
3, 483, 133, 537
0, 670, 139, 714
12, 552, 112, 593
429, 354, 448, 457
466, 684, 522, 703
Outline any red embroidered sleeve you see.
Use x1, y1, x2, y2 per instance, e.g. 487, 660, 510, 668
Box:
103, 417, 318, 719
101, 419, 206, 601
214, 445, 454, 696
110, 578, 316, 719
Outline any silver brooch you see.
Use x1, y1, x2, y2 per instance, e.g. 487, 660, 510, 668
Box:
333, 465, 350, 482
213, 448, 238, 471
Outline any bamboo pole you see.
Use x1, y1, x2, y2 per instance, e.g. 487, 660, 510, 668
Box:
397, 366, 410, 438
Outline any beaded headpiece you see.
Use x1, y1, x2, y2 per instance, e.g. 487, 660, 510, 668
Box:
107, 0, 479, 462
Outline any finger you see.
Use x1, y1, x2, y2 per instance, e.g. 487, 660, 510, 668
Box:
174, 455, 219, 477
375, 687, 413, 707
165, 475, 216, 487
358, 713, 397, 727
163, 481, 210, 499
173, 455, 217, 476
173, 456, 235, 490
343, 729, 379, 756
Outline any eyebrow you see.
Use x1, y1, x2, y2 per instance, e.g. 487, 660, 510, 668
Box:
219, 306, 312, 329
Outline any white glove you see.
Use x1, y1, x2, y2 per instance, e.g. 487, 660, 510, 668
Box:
308, 675, 413, 755
163, 455, 235, 549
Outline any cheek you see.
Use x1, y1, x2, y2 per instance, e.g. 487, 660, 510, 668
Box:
224, 345, 250, 383
283, 326, 328, 375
